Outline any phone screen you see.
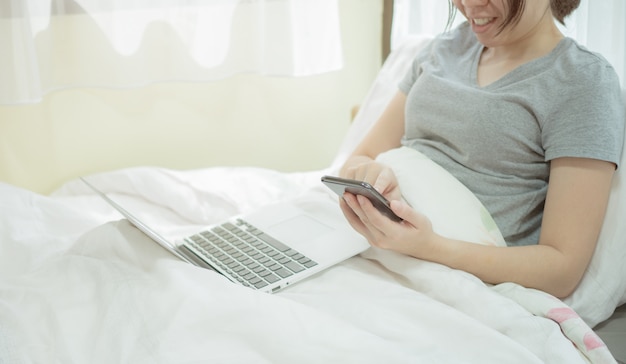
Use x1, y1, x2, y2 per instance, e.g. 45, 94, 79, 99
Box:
321, 175, 402, 222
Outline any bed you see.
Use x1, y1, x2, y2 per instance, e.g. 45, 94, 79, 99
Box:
2, 36, 625, 364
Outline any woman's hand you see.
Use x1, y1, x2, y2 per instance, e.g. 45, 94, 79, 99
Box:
341, 160, 403, 202
339, 191, 438, 258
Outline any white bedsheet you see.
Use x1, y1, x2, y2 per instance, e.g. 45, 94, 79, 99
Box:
0, 165, 617, 363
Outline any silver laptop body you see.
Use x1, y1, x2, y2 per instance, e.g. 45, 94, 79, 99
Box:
82, 177, 369, 293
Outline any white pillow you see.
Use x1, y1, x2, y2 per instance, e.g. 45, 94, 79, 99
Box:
564, 89, 626, 327
333, 37, 626, 328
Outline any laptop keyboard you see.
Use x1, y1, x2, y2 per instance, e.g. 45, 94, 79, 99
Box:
183, 219, 318, 290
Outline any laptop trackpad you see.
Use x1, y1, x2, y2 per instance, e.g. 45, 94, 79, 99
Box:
266, 215, 332, 243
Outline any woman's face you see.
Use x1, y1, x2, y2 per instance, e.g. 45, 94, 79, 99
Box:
452, 0, 554, 48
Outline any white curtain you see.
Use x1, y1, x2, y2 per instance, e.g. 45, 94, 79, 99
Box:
391, 0, 626, 89
0, 0, 343, 105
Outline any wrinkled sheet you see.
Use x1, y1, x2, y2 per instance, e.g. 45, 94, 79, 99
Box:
0, 166, 616, 363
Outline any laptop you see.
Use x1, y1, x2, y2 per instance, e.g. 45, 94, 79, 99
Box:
81, 177, 369, 293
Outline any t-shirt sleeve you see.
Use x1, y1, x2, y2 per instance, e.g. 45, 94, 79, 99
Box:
542, 60, 625, 168
398, 40, 435, 95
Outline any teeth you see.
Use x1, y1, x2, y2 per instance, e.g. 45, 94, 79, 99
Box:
473, 18, 493, 26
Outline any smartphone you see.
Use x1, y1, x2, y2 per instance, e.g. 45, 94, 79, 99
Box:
321, 175, 402, 222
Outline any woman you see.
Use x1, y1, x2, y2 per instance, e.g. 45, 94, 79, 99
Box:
339, 0, 625, 298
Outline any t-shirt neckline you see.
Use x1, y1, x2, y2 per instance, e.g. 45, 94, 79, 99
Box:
470, 37, 570, 89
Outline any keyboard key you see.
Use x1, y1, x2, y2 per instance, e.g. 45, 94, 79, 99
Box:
264, 273, 280, 283
267, 263, 281, 271
274, 267, 293, 278
257, 233, 290, 252
253, 280, 268, 289
285, 261, 305, 273
284, 249, 299, 257
256, 267, 270, 276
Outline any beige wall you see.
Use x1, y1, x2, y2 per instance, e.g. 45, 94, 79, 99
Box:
0, 0, 383, 194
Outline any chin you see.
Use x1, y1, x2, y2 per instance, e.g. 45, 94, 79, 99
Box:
474, 36, 498, 48
473, 31, 508, 49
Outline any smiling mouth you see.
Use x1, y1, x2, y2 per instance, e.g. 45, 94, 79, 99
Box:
473, 18, 495, 26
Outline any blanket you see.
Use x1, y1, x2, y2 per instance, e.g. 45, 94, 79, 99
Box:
375, 146, 616, 363
0, 159, 617, 363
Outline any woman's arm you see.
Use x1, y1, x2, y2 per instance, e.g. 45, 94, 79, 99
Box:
340, 91, 407, 199
342, 157, 616, 298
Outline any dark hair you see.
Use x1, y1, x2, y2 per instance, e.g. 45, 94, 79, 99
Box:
446, 0, 580, 31
550, 0, 581, 25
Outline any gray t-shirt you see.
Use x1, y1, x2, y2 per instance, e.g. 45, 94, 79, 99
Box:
399, 22, 625, 247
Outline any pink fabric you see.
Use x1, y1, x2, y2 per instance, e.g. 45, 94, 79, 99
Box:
547, 307, 579, 323
583, 332, 607, 351
496, 284, 616, 363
